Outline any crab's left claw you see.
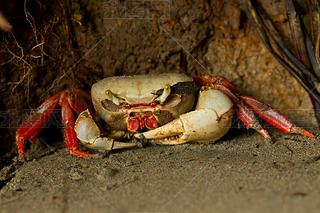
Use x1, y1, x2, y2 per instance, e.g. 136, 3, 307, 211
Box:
195, 75, 314, 139
75, 110, 138, 150
135, 89, 234, 144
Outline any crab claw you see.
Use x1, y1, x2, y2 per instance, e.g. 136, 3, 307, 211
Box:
135, 89, 234, 144
75, 110, 138, 150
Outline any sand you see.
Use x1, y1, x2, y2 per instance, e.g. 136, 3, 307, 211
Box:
1, 128, 320, 213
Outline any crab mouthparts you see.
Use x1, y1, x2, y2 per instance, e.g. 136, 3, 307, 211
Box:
128, 114, 158, 131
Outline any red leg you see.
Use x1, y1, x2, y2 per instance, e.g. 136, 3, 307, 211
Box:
16, 92, 61, 161
60, 95, 93, 157
64, 89, 93, 114
215, 83, 270, 138
194, 75, 238, 93
241, 96, 314, 138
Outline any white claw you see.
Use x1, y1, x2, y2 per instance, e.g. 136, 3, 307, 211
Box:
75, 110, 137, 150
135, 89, 233, 144
136, 116, 184, 140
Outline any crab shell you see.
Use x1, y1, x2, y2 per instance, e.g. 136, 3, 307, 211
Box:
91, 73, 196, 133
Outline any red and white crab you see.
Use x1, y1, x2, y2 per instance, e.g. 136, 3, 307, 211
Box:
16, 73, 314, 161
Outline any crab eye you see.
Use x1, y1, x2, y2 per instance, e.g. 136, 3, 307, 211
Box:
105, 90, 112, 99
104, 89, 121, 105
159, 84, 171, 103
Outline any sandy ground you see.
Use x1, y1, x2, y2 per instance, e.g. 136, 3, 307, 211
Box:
1, 127, 320, 213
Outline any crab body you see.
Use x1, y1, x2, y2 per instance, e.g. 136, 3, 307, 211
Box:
75, 74, 233, 150
16, 74, 314, 161
91, 74, 196, 133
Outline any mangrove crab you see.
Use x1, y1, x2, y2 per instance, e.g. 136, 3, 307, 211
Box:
16, 73, 314, 160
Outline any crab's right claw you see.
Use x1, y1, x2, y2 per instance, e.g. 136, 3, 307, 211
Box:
75, 110, 138, 150
135, 89, 234, 145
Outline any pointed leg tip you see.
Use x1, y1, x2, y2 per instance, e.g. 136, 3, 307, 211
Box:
303, 131, 314, 138
18, 154, 28, 163
259, 128, 270, 138
69, 150, 93, 157
291, 126, 314, 138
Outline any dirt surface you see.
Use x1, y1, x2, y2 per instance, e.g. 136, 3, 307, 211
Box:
1, 128, 320, 213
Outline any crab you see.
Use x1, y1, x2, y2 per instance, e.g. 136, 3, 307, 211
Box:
16, 73, 314, 161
